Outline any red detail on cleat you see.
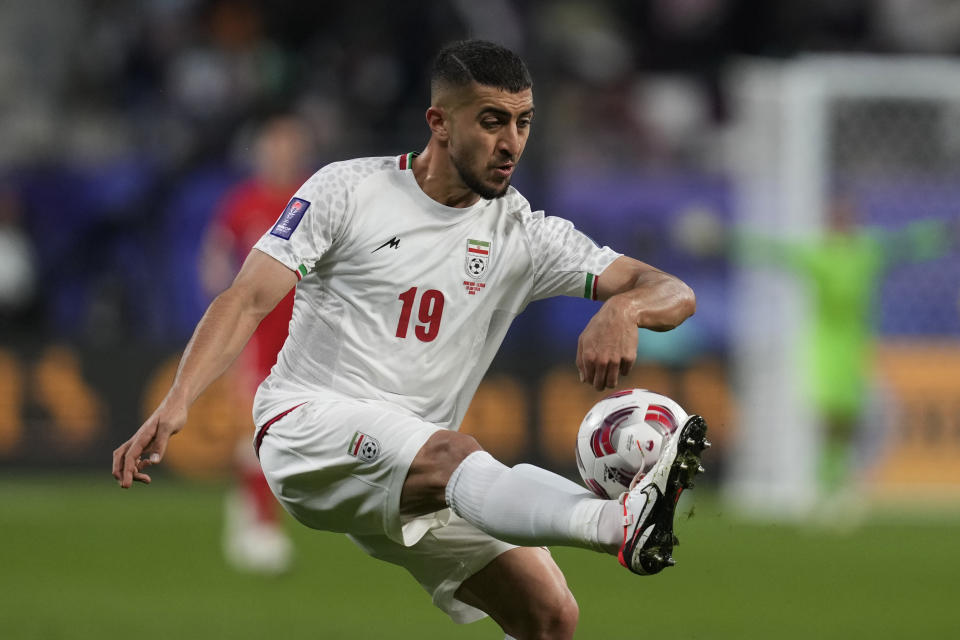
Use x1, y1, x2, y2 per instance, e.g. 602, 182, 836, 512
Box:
621, 502, 629, 542
617, 500, 630, 568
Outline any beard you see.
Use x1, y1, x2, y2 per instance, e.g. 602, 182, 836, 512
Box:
450, 151, 511, 200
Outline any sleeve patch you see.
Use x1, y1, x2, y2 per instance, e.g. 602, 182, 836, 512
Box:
270, 198, 310, 240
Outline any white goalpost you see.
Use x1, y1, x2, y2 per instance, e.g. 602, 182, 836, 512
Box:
724, 55, 960, 517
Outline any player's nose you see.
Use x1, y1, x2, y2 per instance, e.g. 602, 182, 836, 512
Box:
497, 124, 521, 158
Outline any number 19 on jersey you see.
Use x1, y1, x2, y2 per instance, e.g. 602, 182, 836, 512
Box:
395, 287, 445, 342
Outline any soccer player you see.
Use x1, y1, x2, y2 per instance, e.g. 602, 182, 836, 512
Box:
114, 40, 708, 639
737, 199, 951, 511
201, 114, 313, 573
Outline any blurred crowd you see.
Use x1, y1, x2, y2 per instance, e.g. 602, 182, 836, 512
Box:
1, 0, 959, 344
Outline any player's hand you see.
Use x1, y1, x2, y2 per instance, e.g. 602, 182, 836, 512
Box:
112, 400, 187, 488
576, 296, 638, 391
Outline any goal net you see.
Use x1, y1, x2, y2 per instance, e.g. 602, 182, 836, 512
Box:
726, 56, 960, 516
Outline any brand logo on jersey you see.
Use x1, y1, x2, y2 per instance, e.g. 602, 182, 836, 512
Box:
270, 197, 310, 240
372, 236, 401, 253
348, 431, 381, 463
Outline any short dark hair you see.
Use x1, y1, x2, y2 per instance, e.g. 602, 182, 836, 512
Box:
431, 40, 532, 97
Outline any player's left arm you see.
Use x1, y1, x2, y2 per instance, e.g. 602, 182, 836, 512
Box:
576, 256, 695, 391
878, 219, 954, 269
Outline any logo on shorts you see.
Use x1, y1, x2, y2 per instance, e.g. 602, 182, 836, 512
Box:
348, 431, 381, 463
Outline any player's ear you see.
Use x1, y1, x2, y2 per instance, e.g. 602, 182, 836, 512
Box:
426, 106, 449, 142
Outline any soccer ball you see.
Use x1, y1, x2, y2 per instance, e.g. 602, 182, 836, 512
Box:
575, 389, 687, 499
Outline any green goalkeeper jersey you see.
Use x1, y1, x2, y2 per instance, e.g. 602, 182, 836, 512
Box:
740, 220, 948, 419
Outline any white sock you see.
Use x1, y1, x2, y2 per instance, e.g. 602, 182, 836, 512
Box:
445, 451, 622, 552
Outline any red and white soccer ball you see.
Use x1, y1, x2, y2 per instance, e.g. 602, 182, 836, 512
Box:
575, 389, 687, 499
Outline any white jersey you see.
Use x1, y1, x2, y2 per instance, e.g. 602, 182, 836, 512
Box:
252, 153, 620, 428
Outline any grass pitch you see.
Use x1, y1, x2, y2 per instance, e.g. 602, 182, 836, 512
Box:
1, 473, 957, 639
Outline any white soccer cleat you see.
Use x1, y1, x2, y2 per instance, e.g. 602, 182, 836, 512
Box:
617, 414, 708, 575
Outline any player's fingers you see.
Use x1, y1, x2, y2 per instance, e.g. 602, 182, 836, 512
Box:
605, 362, 619, 389
581, 354, 597, 388
139, 446, 164, 466
597, 360, 617, 390
592, 362, 609, 391
143, 425, 174, 464
122, 449, 158, 485
111, 442, 129, 481
115, 442, 142, 486
121, 454, 139, 488
120, 436, 152, 488
575, 349, 585, 383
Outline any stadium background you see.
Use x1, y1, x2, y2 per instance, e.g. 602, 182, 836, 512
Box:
1, 1, 958, 637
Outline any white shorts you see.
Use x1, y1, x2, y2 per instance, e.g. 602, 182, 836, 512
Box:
349, 513, 516, 623
256, 398, 517, 623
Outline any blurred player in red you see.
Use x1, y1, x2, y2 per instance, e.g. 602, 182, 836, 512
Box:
201, 114, 313, 573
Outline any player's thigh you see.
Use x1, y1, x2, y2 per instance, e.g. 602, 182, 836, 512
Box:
455, 546, 578, 637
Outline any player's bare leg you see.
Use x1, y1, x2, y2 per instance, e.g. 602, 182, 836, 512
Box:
400, 429, 483, 517
454, 547, 578, 640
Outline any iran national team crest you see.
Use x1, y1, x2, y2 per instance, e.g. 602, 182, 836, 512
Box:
463, 238, 491, 295
348, 431, 381, 463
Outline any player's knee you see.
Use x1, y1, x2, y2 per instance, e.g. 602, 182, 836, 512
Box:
425, 430, 482, 469
528, 587, 578, 640
426, 431, 483, 497
401, 430, 482, 516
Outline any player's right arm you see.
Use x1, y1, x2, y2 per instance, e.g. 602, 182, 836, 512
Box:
112, 249, 297, 488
